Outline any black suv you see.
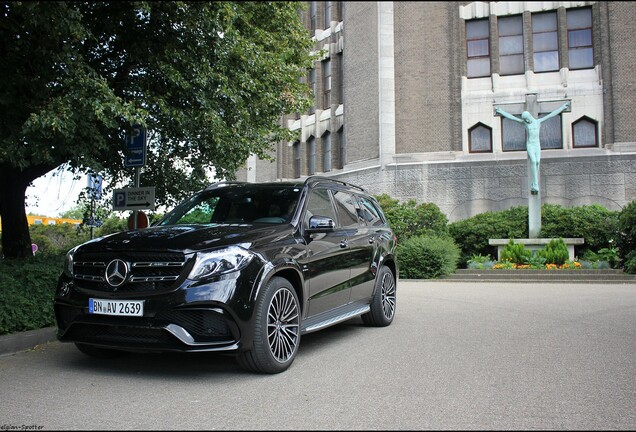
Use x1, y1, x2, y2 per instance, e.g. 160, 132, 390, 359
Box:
54, 176, 398, 373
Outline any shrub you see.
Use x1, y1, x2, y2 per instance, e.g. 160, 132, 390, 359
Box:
374, 194, 448, 242
500, 239, 532, 265
541, 203, 619, 257
0, 254, 64, 334
448, 206, 528, 267
617, 200, 636, 265
30, 223, 91, 255
536, 238, 569, 266
449, 203, 619, 268
396, 234, 460, 279
467, 254, 495, 269
596, 247, 620, 269
97, 216, 128, 236
623, 250, 636, 274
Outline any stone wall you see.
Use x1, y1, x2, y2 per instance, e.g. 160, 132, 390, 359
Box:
328, 153, 636, 221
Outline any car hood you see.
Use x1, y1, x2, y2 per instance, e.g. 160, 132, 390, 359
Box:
75, 223, 293, 255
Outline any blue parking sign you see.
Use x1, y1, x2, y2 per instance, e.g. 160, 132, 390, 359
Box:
87, 173, 103, 199
125, 125, 146, 167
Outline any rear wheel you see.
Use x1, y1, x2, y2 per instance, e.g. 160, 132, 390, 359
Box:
362, 266, 396, 327
237, 276, 301, 374
75, 343, 128, 359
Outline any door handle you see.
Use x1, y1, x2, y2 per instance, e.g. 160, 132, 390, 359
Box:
340, 239, 348, 248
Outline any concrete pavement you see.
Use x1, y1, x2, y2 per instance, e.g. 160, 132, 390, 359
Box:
3, 277, 635, 357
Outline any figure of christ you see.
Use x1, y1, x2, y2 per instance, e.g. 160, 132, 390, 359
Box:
495, 101, 570, 194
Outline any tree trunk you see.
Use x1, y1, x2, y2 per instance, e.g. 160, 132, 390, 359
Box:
0, 164, 53, 259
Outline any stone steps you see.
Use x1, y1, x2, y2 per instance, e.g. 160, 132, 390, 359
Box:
440, 269, 636, 283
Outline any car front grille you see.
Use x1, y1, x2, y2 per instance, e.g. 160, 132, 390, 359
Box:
72, 251, 187, 294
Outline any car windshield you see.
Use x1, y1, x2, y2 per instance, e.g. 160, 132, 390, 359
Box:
157, 184, 302, 226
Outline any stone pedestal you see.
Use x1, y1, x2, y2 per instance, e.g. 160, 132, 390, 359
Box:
488, 238, 585, 261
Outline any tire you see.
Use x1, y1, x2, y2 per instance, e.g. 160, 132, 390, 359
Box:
362, 266, 396, 327
75, 343, 128, 359
237, 276, 301, 374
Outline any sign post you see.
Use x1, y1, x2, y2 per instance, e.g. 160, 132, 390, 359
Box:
87, 173, 103, 239
124, 125, 147, 229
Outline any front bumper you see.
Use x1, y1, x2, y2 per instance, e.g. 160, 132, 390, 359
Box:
54, 270, 258, 353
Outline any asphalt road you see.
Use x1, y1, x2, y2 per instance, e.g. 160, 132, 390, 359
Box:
1, 281, 635, 430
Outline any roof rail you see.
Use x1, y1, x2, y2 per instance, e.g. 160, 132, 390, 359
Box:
204, 181, 246, 190
304, 175, 366, 193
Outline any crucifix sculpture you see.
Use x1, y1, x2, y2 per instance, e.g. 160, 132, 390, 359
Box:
494, 95, 571, 238
495, 101, 570, 195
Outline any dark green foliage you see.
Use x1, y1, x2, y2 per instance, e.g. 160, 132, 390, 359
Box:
540, 204, 619, 256
500, 239, 533, 265
617, 200, 636, 265
596, 247, 620, 269
0, 254, 63, 334
96, 216, 128, 236
374, 194, 448, 242
536, 238, 569, 266
1, 1, 316, 257
623, 251, 636, 274
449, 203, 620, 268
448, 206, 528, 267
396, 235, 460, 279
30, 223, 90, 255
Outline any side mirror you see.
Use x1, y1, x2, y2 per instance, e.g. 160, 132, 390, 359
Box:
306, 215, 335, 233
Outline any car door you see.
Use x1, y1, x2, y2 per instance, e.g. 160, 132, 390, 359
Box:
349, 194, 385, 303
303, 187, 351, 317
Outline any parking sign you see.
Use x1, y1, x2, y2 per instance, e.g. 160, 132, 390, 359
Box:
125, 125, 146, 167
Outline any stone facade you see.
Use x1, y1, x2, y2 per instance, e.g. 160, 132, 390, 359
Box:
236, 1, 636, 222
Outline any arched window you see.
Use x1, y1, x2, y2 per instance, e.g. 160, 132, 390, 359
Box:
572, 116, 598, 148
469, 123, 492, 153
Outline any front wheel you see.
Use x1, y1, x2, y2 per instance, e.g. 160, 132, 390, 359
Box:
237, 276, 301, 374
362, 266, 396, 327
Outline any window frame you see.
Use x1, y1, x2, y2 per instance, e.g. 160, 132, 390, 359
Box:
468, 122, 493, 153
572, 116, 598, 148
567, 7, 594, 70
466, 18, 491, 78
498, 14, 525, 76
532, 11, 560, 73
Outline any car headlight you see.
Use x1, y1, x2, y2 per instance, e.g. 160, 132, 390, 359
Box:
188, 246, 254, 280
63, 246, 79, 277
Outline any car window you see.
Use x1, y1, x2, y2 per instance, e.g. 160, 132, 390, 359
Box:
174, 197, 220, 224
304, 188, 337, 227
357, 195, 385, 227
331, 190, 362, 228
158, 185, 301, 225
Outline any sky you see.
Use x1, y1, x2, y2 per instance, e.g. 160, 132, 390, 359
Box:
26, 170, 89, 217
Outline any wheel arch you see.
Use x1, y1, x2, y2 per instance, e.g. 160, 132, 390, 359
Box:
251, 262, 305, 315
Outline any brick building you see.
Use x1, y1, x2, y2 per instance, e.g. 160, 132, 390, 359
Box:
236, 1, 636, 221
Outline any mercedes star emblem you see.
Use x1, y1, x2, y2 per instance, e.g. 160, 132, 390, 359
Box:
105, 259, 129, 287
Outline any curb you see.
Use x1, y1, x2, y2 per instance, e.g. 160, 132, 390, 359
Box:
0, 326, 58, 357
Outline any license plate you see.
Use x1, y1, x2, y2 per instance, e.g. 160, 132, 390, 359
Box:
89, 299, 144, 316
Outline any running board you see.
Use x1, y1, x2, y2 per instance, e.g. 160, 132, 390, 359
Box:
301, 304, 370, 334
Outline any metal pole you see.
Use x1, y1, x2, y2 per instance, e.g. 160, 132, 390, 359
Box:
133, 166, 140, 229
90, 195, 95, 239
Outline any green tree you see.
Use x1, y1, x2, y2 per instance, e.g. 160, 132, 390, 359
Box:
0, 1, 315, 258
59, 206, 85, 221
